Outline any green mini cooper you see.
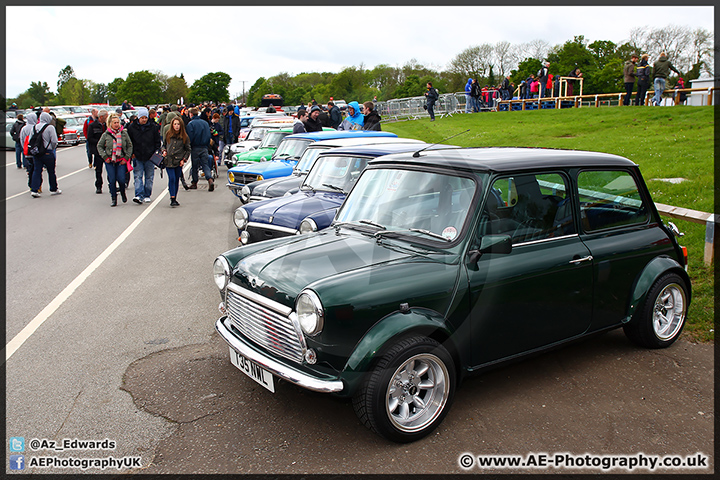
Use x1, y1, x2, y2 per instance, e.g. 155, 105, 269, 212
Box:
213, 147, 690, 443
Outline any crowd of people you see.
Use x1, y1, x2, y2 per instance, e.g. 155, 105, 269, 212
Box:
11, 98, 386, 207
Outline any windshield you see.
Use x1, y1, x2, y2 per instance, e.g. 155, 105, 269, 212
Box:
246, 128, 267, 142
295, 146, 330, 173
259, 131, 290, 148
303, 155, 369, 193
272, 138, 313, 160
336, 168, 478, 243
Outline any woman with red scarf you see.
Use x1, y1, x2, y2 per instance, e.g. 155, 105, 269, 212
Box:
98, 113, 133, 207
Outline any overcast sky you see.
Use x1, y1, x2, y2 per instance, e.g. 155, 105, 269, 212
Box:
5, 5, 715, 99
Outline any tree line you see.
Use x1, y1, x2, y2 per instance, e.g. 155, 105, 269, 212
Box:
6, 24, 713, 109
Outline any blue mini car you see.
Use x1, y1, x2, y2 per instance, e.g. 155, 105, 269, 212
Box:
225, 130, 398, 199
233, 142, 457, 244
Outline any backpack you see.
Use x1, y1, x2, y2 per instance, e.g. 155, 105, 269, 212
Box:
27, 124, 51, 157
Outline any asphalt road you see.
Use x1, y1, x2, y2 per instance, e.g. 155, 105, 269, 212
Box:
4, 145, 714, 475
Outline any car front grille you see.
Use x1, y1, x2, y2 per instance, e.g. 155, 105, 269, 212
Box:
226, 285, 305, 364
232, 174, 259, 185
247, 225, 295, 243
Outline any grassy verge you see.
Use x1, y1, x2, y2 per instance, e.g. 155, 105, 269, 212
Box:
383, 106, 715, 342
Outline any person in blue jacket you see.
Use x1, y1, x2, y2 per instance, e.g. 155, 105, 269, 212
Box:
464, 78, 473, 113
185, 107, 214, 191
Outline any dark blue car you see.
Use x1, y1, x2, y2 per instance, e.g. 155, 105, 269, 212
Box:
232, 143, 459, 244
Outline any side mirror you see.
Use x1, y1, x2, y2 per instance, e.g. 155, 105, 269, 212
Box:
467, 235, 512, 263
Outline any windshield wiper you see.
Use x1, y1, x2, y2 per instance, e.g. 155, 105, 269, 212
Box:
322, 183, 345, 192
359, 219, 385, 229
374, 228, 451, 242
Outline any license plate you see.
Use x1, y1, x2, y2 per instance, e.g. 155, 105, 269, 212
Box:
229, 348, 275, 393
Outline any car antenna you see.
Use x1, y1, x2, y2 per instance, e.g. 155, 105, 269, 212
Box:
412, 129, 470, 158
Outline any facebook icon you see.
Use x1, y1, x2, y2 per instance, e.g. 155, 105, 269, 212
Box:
10, 455, 25, 470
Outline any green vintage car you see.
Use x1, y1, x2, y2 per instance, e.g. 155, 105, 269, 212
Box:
213, 147, 690, 442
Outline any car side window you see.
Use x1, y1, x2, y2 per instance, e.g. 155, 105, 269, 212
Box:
577, 170, 648, 232
479, 172, 575, 244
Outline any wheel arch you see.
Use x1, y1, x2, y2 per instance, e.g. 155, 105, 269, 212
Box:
626, 255, 691, 323
339, 308, 461, 396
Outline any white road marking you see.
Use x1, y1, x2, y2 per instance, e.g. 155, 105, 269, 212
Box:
2, 163, 192, 364
4, 165, 90, 201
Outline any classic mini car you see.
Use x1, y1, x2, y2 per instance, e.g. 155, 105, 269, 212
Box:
213, 147, 690, 442
225, 130, 398, 200
240, 137, 425, 204
228, 127, 295, 167
233, 143, 460, 244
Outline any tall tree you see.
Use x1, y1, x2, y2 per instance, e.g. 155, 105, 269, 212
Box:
57, 65, 75, 92
164, 75, 189, 104
117, 70, 163, 105
188, 72, 231, 104
107, 77, 125, 104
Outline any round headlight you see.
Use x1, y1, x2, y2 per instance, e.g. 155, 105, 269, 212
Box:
213, 256, 231, 291
240, 185, 250, 203
234, 207, 249, 229
299, 218, 318, 234
296, 290, 324, 336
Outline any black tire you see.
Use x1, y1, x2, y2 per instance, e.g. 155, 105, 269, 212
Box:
352, 335, 455, 443
623, 273, 688, 348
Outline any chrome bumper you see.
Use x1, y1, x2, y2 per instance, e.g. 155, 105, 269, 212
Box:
226, 183, 242, 191
215, 316, 344, 393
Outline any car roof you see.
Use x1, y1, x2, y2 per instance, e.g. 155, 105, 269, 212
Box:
369, 147, 637, 173
285, 130, 398, 141
306, 137, 424, 149
320, 143, 449, 157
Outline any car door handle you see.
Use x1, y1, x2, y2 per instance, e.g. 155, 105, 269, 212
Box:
569, 255, 593, 265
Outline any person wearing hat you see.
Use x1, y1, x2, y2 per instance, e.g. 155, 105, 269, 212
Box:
304, 105, 324, 132
623, 54, 639, 106
635, 54, 651, 105
127, 107, 161, 204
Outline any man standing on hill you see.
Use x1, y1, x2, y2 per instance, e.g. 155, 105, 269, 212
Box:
623, 54, 638, 106
425, 82, 439, 121
537, 61, 550, 98
652, 52, 680, 106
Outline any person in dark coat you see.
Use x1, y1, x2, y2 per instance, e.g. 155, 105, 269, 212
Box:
87, 109, 109, 194
127, 107, 162, 204
327, 101, 342, 129
10, 114, 26, 169
361, 101, 382, 131
635, 54, 651, 106
304, 106, 324, 132
222, 108, 241, 149
185, 107, 214, 191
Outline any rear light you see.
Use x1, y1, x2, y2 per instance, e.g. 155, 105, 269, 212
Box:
681, 246, 688, 271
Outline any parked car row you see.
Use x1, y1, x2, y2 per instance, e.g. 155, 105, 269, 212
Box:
214, 145, 691, 443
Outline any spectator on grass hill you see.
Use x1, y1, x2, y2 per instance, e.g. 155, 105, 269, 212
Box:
464, 78, 473, 113
538, 61, 550, 98
623, 54, 638, 106
424, 83, 439, 121
567, 67, 582, 96
652, 52, 680, 106
635, 54, 651, 106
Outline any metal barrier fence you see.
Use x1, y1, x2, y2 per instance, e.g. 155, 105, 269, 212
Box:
377, 90, 505, 121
